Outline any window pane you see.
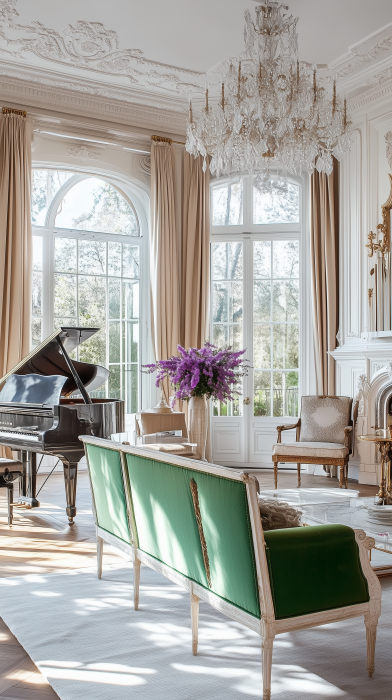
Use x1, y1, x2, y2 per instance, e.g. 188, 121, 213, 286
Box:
213, 324, 228, 348
254, 241, 271, 278
78, 240, 106, 275
79, 328, 106, 366
123, 321, 139, 363
33, 237, 42, 270
272, 280, 299, 322
286, 371, 299, 417
273, 372, 284, 417
78, 276, 106, 328
273, 241, 299, 278
32, 271, 42, 316
108, 242, 121, 276
254, 325, 271, 369
123, 245, 140, 278
108, 365, 121, 399
123, 364, 138, 414
123, 281, 139, 320
54, 274, 76, 317
32, 170, 74, 226
31, 318, 42, 349
55, 178, 139, 235
254, 281, 271, 322
254, 371, 271, 417
273, 324, 299, 369
253, 180, 299, 224
109, 279, 121, 319
212, 180, 243, 226
109, 321, 121, 363
55, 238, 77, 273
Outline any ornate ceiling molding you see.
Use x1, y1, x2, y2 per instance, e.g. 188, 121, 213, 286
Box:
348, 78, 392, 114
0, 0, 204, 95
0, 72, 187, 135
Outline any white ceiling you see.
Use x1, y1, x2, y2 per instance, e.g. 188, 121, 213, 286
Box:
1, 0, 392, 115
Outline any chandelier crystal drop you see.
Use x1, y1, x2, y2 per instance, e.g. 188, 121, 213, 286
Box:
186, 1, 351, 180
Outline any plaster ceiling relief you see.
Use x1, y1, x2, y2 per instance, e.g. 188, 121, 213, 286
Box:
0, 0, 392, 117
0, 0, 205, 96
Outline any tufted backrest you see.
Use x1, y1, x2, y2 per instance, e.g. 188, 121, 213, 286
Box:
299, 396, 352, 444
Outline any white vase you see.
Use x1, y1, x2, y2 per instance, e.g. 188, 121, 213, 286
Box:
188, 396, 207, 461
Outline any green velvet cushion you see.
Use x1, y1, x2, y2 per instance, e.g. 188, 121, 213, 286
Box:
125, 453, 260, 618
85, 444, 131, 545
264, 524, 369, 620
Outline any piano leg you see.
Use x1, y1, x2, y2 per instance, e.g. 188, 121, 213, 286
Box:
18, 451, 40, 508
62, 460, 78, 525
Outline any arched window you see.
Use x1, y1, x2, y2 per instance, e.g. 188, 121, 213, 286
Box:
31, 170, 143, 414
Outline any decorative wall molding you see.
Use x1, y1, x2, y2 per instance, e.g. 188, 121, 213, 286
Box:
0, 73, 187, 135
67, 145, 100, 160
137, 155, 151, 184
348, 78, 392, 114
386, 131, 392, 172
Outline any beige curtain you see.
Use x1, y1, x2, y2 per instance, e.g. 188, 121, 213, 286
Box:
150, 139, 180, 400
181, 152, 210, 348
310, 160, 339, 395
181, 152, 211, 459
0, 109, 32, 456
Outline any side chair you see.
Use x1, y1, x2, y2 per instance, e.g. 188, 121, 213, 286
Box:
272, 395, 354, 489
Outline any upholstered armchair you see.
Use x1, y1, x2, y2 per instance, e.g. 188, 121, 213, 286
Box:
272, 396, 353, 489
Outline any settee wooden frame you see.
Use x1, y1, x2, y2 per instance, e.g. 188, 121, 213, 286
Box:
82, 436, 381, 700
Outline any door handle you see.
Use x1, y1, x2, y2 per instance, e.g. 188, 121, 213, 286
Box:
243, 397, 251, 405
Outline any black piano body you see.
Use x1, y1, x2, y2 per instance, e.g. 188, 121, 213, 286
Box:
0, 327, 124, 523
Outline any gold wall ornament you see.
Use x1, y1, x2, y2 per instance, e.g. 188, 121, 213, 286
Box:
366, 231, 377, 257
367, 174, 392, 332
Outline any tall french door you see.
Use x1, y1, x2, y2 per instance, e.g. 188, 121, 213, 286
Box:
211, 235, 300, 467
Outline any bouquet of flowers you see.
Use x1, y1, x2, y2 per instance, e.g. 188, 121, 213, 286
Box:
143, 343, 249, 407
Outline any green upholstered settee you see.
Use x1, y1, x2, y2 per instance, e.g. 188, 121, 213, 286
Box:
81, 436, 382, 700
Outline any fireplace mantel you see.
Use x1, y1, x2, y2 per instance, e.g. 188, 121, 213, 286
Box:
331, 339, 392, 485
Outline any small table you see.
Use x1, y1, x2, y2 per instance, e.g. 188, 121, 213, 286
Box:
358, 433, 392, 505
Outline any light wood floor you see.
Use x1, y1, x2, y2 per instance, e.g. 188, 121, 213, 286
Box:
0, 468, 379, 700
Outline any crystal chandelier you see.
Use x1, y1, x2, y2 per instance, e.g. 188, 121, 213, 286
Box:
186, 1, 351, 179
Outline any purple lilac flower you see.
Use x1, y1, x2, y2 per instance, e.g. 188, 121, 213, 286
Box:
142, 343, 249, 406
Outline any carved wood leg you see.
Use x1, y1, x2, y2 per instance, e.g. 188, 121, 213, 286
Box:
191, 591, 200, 655
297, 463, 301, 487
339, 465, 344, 488
345, 460, 349, 489
134, 555, 141, 611
274, 462, 278, 490
364, 615, 377, 678
7, 484, 13, 526
261, 637, 274, 700
97, 536, 103, 579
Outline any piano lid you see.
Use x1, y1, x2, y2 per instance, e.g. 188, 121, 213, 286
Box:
0, 327, 109, 398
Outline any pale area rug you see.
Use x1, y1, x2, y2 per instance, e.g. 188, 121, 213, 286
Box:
0, 562, 391, 700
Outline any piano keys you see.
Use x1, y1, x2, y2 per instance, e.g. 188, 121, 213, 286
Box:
0, 327, 124, 523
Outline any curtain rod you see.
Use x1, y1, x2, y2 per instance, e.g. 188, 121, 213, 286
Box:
151, 135, 185, 146
2, 107, 27, 117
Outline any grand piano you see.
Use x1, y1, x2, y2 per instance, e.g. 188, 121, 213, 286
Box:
0, 327, 124, 524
